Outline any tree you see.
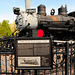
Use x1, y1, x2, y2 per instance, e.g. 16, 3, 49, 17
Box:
0, 20, 12, 36
9, 22, 19, 37
9, 22, 16, 32
0, 23, 1, 26
5, 20, 9, 23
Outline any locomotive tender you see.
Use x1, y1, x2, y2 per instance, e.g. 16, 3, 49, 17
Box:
13, 0, 75, 40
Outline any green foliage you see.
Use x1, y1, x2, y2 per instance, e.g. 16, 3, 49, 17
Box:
5, 20, 9, 23
0, 20, 12, 36
0, 23, 1, 26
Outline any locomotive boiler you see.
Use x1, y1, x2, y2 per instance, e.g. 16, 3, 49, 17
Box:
13, 0, 75, 40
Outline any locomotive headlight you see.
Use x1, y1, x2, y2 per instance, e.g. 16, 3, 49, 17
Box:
13, 7, 20, 15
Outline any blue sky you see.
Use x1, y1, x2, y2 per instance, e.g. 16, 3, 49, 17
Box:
0, 0, 75, 23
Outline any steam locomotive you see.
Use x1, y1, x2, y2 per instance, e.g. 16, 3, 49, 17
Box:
13, 1, 75, 40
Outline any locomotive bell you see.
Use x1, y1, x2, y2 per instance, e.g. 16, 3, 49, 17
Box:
13, 7, 20, 15
51, 9, 55, 15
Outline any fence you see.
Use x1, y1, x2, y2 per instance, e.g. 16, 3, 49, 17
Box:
0, 38, 75, 75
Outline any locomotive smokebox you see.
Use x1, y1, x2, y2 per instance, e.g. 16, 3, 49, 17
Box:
37, 4, 46, 16
25, 0, 31, 10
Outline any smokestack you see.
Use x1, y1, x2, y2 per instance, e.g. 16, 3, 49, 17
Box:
25, 0, 31, 10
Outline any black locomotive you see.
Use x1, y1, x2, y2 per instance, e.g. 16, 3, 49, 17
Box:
13, 4, 75, 40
